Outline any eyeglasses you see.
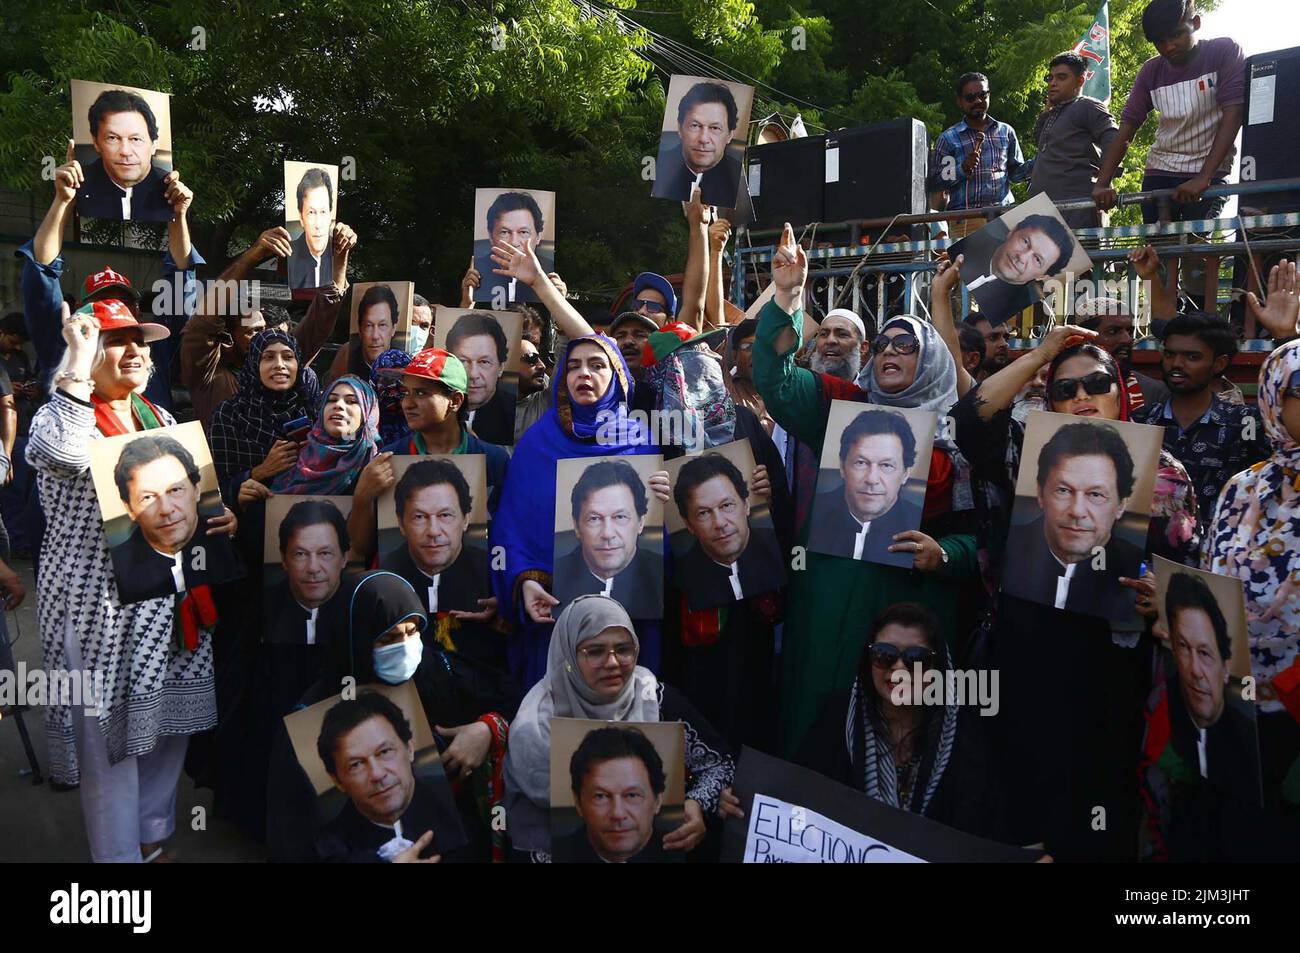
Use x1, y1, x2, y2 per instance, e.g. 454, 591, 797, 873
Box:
521, 352, 544, 365
868, 643, 935, 670
736, 342, 754, 353
632, 298, 666, 315
963, 90, 989, 103
871, 332, 920, 356
1048, 370, 1116, 403
577, 643, 638, 664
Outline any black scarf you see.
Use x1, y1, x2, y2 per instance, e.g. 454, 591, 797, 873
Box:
210, 328, 322, 487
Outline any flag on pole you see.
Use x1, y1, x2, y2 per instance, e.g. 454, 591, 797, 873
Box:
1072, 0, 1112, 104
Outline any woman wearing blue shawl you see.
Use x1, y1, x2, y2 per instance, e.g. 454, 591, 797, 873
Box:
491, 333, 666, 688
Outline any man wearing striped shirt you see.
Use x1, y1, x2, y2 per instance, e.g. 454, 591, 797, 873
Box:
1093, 0, 1245, 226
928, 72, 1030, 238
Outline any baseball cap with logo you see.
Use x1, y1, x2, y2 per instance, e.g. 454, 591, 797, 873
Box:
379, 346, 468, 395
82, 267, 139, 305
77, 299, 170, 343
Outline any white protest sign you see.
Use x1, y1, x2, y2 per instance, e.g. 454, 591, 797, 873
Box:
743, 792, 927, 863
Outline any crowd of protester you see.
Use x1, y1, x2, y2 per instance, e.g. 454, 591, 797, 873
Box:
6, 0, 1300, 863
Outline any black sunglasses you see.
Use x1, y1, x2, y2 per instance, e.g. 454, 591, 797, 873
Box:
872, 332, 920, 355
1048, 370, 1116, 403
868, 643, 935, 670
521, 352, 544, 365
963, 90, 989, 103
632, 298, 666, 314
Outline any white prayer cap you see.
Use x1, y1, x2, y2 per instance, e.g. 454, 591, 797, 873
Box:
822, 308, 867, 340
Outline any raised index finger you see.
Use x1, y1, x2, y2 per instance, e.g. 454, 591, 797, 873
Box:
66, 138, 76, 164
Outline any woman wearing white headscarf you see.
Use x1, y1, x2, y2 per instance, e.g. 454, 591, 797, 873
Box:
504, 595, 736, 860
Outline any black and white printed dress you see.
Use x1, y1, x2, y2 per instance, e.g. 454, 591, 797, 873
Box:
27, 391, 216, 785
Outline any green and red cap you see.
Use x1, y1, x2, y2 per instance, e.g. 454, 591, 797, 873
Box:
380, 346, 468, 394
641, 321, 728, 368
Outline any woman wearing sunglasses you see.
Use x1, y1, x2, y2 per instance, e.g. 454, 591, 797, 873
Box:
750, 224, 980, 759
948, 292, 1201, 863
796, 602, 1014, 844
955, 303, 1201, 589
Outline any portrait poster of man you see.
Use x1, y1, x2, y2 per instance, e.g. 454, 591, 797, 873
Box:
807, 400, 937, 569
1153, 555, 1263, 808
1001, 411, 1162, 628
433, 307, 524, 446
721, 747, 1043, 863
87, 421, 242, 606
348, 280, 414, 360
471, 187, 556, 306
283, 160, 340, 291
548, 718, 686, 864
651, 75, 755, 209
374, 455, 491, 617
552, 454, 666, 620
948, 192, 1092, 326
665, 439, 786, 611
262, 495, 354, 646
283, 681, 468, 861
70, 79, 174, 222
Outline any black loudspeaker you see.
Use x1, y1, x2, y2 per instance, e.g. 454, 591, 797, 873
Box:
823, 118, 928, 223
746, 134, 826, 230
1240, 46, 1300, 215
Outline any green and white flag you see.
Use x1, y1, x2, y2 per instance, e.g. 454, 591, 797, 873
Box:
1072, 0, 1112, 104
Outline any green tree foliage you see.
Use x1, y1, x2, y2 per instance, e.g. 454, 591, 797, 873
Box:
0, 0, 1224, 301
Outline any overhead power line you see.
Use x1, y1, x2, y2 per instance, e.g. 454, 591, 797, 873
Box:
572, 0, 863, 130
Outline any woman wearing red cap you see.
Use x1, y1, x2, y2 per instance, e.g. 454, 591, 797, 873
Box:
27, 300, 237, 863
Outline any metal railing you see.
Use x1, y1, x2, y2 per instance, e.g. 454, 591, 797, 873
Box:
730, 178, 1300, 343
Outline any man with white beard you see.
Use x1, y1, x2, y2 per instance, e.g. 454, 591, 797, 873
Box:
809, 309, 869, 380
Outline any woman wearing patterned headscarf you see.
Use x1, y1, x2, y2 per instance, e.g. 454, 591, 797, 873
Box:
369, 347, 412, 447
638, 323, 736, 455
268, 375, 379, 496
210, 327, 321, 507
491, 333, 668, 689
1205, 340, 1300, 808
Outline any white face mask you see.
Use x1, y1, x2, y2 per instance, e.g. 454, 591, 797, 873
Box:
407, 326, 429, 353
373, 634, 424, 684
